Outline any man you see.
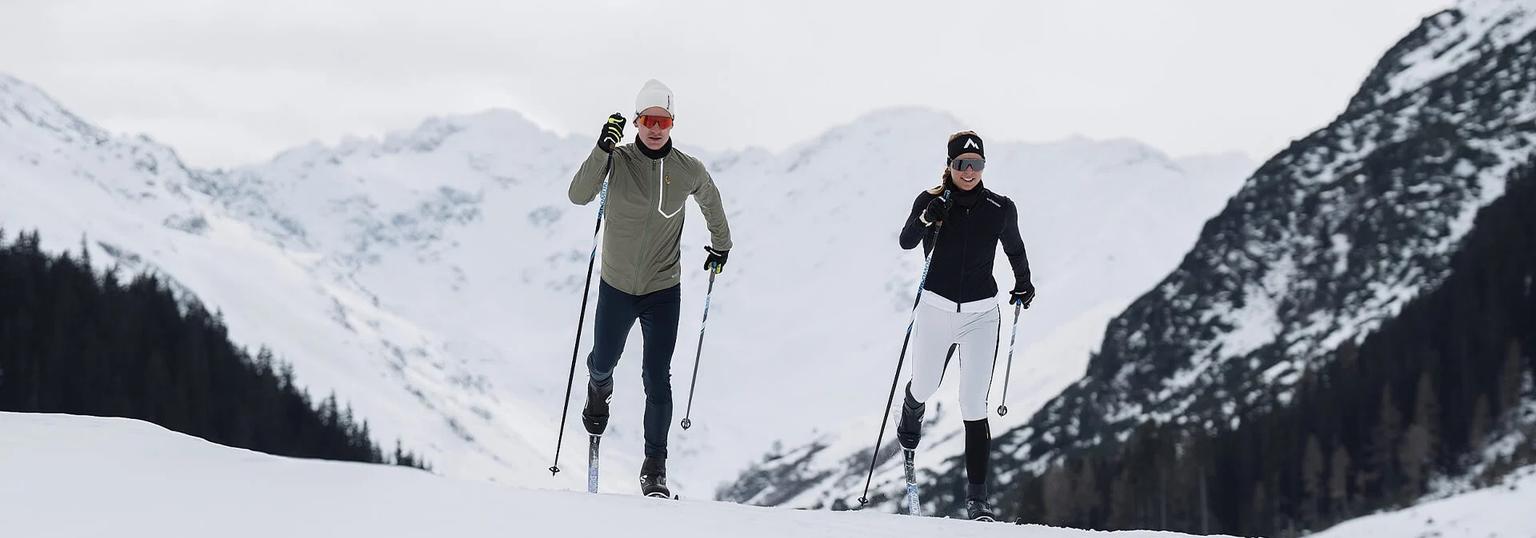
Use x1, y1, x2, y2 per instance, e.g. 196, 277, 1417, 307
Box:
567, 79, 733, 497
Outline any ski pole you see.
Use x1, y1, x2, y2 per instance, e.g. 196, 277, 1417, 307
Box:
679, 269, 718, 430
857, 190, 950, 507
996, 301, 1022, 416
550, 154, 613, 476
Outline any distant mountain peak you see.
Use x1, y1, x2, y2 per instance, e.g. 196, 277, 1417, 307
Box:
0, 73, 109, 144
261, 108, 555, 167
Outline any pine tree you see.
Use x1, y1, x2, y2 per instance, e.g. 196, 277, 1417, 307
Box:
1328, 444, 1351, 517
1398, 422, 1431, 499
1109, 469, 1135, 528
1247, 481, 1269, 536
1301, 435, 1325, 522
1411, 371, 1441, 468
1075, 462, 1102, 525
1499, 339, 1523, 417
1468, 394, 1491, 453
1042, 463, 1073, 526
1368, 386, 1403, 497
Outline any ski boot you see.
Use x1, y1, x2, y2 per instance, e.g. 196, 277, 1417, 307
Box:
896, 388, 925, 450
640, 457, 671, 498
581, 377, 613, 436
966, 484, 997, 522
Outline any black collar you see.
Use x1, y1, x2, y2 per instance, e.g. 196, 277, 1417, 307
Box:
636, 135, 673, 160
949, 181, 987, 207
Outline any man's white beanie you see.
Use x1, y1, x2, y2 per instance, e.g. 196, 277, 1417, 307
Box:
635, 79, 675, 117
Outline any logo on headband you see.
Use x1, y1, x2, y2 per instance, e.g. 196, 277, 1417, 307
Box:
963, 138, 980, 150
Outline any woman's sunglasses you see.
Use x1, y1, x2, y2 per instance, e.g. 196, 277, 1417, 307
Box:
636, 115, 675, 130
950, 158, 986, 172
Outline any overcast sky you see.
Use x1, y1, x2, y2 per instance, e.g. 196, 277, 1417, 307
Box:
1, 0, 1451, 169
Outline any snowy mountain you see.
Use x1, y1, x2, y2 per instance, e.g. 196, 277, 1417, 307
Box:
0, 75, 558, 485
1016, 0, 1536, 473
730, 0, 1536, 517
0, 72, 1251, 496
0, 412, 1238, 538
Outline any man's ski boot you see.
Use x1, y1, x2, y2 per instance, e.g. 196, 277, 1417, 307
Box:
966, 484, 997, 522
581, 378, 613, 435
640, 457, 671, 498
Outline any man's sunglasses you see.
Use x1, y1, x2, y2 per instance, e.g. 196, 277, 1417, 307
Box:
636, 115, 674, 130
950, 158, 986, 172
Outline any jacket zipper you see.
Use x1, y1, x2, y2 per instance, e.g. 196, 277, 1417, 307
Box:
632, 154, 656, 293
956, 204, 969, 313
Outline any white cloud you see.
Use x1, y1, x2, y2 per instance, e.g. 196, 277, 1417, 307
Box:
0, 0, 1450, 167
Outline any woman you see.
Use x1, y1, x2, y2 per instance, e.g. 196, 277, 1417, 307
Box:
896, 131, 1034, 520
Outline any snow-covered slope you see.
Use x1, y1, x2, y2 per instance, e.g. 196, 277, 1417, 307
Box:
0, 72, 1251, 496
0, 412, 1224, 538
1308, 464, 1536, 538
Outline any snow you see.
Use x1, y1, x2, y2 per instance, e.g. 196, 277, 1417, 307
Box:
1309, 464, 1536, 538
1378, 0, 1536, 106
0, 412, 1223, 538
1328, 233, 1350, 276
0, 72, 1255, 500
1295, 129, 1536, 364
1211, 254, 1293, 362
17, 408, 1525, 538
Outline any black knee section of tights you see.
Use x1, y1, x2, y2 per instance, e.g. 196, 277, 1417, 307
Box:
964, 418, 991, 494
